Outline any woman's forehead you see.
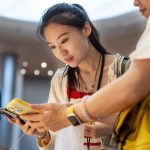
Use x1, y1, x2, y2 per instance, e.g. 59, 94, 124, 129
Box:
45, 23, 75, 32
44, 23, 79, 41
44, 23, 79, 36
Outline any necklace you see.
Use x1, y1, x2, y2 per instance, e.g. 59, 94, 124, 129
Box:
79, 54, 101, 92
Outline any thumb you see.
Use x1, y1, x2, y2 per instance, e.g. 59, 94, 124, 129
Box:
31, 103, 51, 111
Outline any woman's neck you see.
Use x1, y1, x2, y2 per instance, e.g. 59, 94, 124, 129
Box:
78, 46, 101, 74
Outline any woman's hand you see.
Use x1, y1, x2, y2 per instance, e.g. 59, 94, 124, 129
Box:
8, 117, 36, 136
7, 117, 47, 137
20, 103, 71, 131
84, 122, 113, 139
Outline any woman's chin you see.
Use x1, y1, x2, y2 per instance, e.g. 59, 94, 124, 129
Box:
68, 63, 78, 68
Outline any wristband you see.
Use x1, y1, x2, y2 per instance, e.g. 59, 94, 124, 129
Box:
80, 100, 96, 122
67, 106, 81, 126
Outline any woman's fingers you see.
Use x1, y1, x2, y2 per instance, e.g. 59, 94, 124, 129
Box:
27, 128, 36, 135
31, 103, 51, 111
7, 117, 16, 124
22, 122, 30, 131
26, 121, 44, 129
20, 114, 42, 122
7, 116, 44, 137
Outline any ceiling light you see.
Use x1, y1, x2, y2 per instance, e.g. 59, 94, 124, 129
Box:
22, 61, 28, 67
20, 68, 26, 75
48, 70, 53, 76
41, 62, 47, 68
34, 70, 40, 76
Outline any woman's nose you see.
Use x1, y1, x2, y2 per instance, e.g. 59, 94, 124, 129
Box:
58, 46, 68, 56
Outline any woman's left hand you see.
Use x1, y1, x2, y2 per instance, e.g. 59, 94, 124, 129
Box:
20, 103, 71, 131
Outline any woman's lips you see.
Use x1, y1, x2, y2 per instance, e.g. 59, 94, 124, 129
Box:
64, 56, 74, 63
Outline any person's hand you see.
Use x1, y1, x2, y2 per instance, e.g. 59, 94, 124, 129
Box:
20, 103, 71, 131
84, 122, 113, 139
8, 117, 36, 136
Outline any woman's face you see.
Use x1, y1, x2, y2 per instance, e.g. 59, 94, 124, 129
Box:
134, 0, 150, 18
44, 23, 91, 68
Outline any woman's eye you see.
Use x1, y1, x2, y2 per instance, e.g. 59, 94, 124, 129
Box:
50, 46, 55, 50
61, 38, 68, 44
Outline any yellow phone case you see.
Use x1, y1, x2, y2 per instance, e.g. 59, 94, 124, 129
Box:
6, 98, 40, 115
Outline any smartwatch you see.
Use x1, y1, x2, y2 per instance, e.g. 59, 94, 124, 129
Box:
67, 106, 81, 126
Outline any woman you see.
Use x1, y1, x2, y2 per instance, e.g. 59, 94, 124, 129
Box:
10, 3, 129, 150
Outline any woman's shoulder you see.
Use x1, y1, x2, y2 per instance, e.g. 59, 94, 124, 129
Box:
51, 66, 68, 83
105, 53, 121, 67
106, 53, 128, 60
106, 53, 130, 65
54, 66, 68, 77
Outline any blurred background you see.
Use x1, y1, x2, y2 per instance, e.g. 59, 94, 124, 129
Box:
0, 0, 147, 149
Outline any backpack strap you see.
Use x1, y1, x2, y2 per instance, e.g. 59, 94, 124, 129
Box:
114, 54, 131, 77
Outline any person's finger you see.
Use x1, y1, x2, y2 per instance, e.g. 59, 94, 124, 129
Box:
20, 114, 42, 122
7, 117, 16, 124
27, 127, 36, 135
31, 103, 51, 111
34, 128, 48, 137
16, 118, 25, 127
37, 127, 44, 132
21, 123, 30, 133
26, 121, 44, 129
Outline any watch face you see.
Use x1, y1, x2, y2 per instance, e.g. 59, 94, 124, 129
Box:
67, 114, 81, 126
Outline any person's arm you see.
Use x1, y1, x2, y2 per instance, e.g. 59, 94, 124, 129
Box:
74, 59, 150, 121
20, 59, 150, 131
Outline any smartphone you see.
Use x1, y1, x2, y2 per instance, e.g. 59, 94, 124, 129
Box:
0, 108, 18, 119
0, 98, 40, 122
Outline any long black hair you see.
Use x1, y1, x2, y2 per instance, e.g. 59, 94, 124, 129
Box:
37, 3, 109, 89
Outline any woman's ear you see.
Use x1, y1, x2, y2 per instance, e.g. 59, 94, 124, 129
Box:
82, 22, 91, 37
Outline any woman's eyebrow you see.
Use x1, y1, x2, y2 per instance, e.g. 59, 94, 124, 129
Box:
57, 32, 69, 40
46, 32, 69, 45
